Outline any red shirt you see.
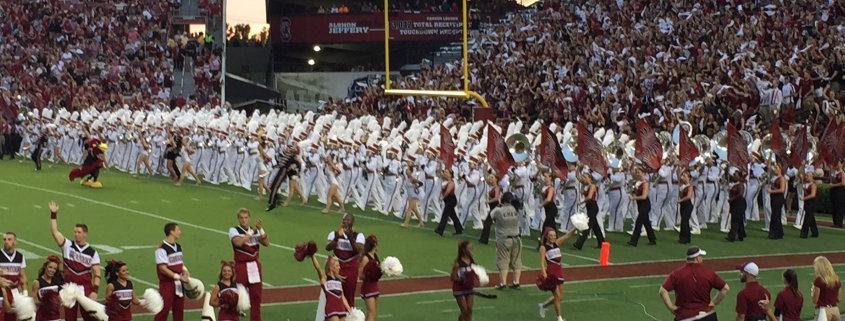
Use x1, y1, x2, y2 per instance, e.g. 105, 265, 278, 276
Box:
774, 287, 803, 321
661, 263, 727, 320
813, 277, 841, 307
736, 281, 770, 318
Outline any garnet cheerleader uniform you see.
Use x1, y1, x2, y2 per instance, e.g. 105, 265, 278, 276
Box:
451, 259, 475, 297
36, 277, 62, 321
323, 276, 347, 319
217, 282, 239, 321
109, 279, 134, 321
360, 254, 380, 299
542, 244, 564, 285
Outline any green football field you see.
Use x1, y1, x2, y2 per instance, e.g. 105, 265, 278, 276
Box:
2, 161, 845, 320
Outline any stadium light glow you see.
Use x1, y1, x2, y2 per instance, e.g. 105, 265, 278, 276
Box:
307, 59, 315, 65
313, 45, 321, 52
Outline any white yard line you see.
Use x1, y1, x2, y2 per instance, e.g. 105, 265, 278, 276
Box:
442, 306, 494, 313
432, 269, 450, 276
617, 250, 845, 266
66, 203, 75, 207
130, 200, 139, 204
0, 206, 7, 210
0, 180, 328, 259
33, 205, 42, 208
301, 278, 320, 285
416, 299, 455, 304
629, 283, 664, 288
17, 238, 159, 288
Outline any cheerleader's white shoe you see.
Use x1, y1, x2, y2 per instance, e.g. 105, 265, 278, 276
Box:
538, 303, 546, 318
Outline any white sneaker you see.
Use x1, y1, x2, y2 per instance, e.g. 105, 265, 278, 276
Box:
538, 303, 546, 318
556, 317, 565, 321
793, 225, 802, 230
720, 228, 730, 233
691, 229, 701, 235
761, 227, 769, 232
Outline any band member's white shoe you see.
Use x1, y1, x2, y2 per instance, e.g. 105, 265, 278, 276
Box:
691, 229, 701, 235
793, 225, 802, 230
720, 229, 730, 233
762, 228, 769, 232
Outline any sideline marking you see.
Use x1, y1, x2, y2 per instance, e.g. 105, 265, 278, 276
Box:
442, 306, 494, 313
17, 238, 158, 288
121, 245, 159, 250
130, 200, 139, 204
301, 278, 319, 285
417, 299, 454, 304
0, 180, 328, 259
191, 198, 201, 202
262, 282, 274, 287
0, 206, 7, 210
221, 196, 230, 200
34, 205, 42, 209
67, 203, 75, 207
629, 283, 663, 288
432, 269, 450, 276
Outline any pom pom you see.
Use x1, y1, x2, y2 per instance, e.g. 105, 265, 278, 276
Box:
60, 283, 80, 308
40, 290, 62, 316
201, 293, 216, 321
293, 241, 318, 262
470, 264, 489, 287
12, 292, 36, 321
463, 269, 479, 288
362, 260, 383, 282
76, 292, 108, 321
139, 288, 164, 314
346, 307, 366, 321
570, 212, 590, 231
104, 293, 121, 319
218, 289, 238, 313
380, 256, 403, 277
535, 275, 561, 292
184, 277, 205, 301
236, 284, 251, 312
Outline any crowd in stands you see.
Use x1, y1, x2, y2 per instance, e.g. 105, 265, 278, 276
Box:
308, 0, 519, 15
0, 0, 178, 121
319, 0, 845, 144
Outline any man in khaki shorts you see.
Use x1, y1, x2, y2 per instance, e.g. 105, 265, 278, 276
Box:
492, 192, 522, 290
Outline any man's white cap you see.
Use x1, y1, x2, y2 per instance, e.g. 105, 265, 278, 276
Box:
686, 246, 706, 259
737, 262, 759, 276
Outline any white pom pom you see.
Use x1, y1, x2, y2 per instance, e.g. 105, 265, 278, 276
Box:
13, 292, 36, 321
470, 264, 489, 286
346, 307, 366, 321
76, 293, 107, 321
570, 212, 590, 231
184, 277, 205, 300
60, 283, 80, 308
236, 284, 251, 312
380, 256, 403, 277
139, 288, 164, 314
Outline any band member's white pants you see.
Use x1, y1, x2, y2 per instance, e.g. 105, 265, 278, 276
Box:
745, 178, 761, 220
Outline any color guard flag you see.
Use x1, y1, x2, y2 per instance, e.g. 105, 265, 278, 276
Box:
486, 123, 514, 181
837, 121, 845, 160
635, 119, 662, 173
577, 122, 607, 178
789, 127, 808, 169
819, 119, 839, 165
539, 123, 568, 180
440, 124, 456, 169
727, 122, 749, 173
769, 121, 788, 168
677, 126, 699, 166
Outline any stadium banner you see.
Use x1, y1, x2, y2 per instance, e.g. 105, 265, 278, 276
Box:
275, 72, 401, 112
271, 13, 463, 44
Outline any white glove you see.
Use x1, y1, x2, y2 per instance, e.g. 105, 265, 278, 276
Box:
173, 274, 181, 281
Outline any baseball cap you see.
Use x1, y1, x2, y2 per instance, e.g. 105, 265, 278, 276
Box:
685, 246, 707, 259
737, 262, 759, 276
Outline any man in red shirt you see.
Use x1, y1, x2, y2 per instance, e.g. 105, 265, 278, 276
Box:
659, 247, 730, 321
735, 262, 770, 321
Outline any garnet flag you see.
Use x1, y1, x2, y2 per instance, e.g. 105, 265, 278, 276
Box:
577, 122, 607, 178
769, 121, 788, 168
726, 122, 749, 174
440, 124, 456, 169
634, 119, 662, 173
539, 124, 568, 180
838, 122, 845, 160
789, 127, 808, 169
486, 123, 514, 181
819, 119, 839, 166
677, 126, 699, 167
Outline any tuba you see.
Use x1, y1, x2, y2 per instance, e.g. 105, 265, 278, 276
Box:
711, 130, 728, 161
506, 133, 531, 163
672, 121, 693, 144
562, 135, 579, 163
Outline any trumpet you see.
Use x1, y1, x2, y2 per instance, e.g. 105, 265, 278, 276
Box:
625, 176, 639, 195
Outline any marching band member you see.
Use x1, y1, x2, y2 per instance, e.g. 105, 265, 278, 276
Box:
210, 122, 233, 185
258, 133, 278, 201
151, 125, 168, 176
651, 160, 672, 231
340, 141, 358, 204
705, 158, 721, 225
766, 163, 786, 239
677, 171, 694, 244
301, 143, 322, 200
241, 126, 264, 191
31, 255, 63, 321
726, 168, 748, 242
322, 145, 346, 214
606, 162, 626, 232
230, 209, 269, 321
381, 140, 403, 216
716, 159, 732, 233
591, 170, 608, 237
104, 260, 140, 321
230, 129, 248, 187
355, 141, 384, 212
191, 127, 206, 178
460, 153, 484, 230
513, 161, 534, 236
326, 214, 364, 308
798, 164, 819, 238
209, 261, 240, 321
435, 169, 463, 236
559, 163, 578, 232
689, 164, 706, 231
628, 166, 657, 246
421, 148, 442, 222
746, 159, 765, 221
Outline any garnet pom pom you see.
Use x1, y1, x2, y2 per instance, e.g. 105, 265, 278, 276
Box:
362, 260, 383, 282
40, 290, 62, 316
535, 274, 560, 292
293, 241, 318, 262
463, 269, 480, 288
219, 289, 239, 313
470, 264, 489, 287
104, 294, 122, 319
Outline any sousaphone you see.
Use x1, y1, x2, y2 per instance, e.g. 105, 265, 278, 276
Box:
506, 133, 531, 163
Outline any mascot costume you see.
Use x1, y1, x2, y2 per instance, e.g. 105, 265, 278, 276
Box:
69, 138, 108, 188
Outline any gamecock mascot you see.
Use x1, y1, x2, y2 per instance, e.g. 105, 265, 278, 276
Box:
69, 138, 108, 188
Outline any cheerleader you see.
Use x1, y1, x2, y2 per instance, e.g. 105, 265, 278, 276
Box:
573, 172, 603, 249
322, 152, 345, 214
104, 260, 140, 321
358, 235, 380, 321
133, 129, 154, 178
537, 227, 576, 321
627, 166, 657, 246
435, 170, 462, 236
450, 240, 475, 321
766, 163, 786, 240
31, 256, 63, 321
209, 261, 240, 321
311, 255, 351, 321
175, 133, 201, 187
799, 165, 819, 238
677, 171, 694, 244
726, 168, 747, 242
400, 163, 424, 228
